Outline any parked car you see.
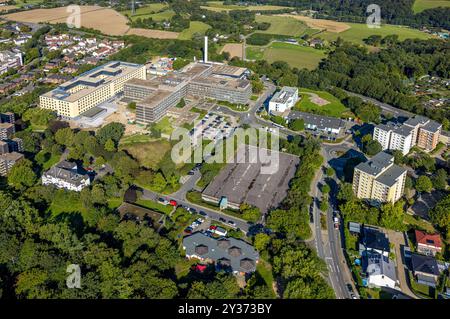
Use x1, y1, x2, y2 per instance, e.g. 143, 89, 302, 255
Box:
184, 227, 192, 234
190, 208, 197, 214
158, 198, 169, 206
228, 220, 236, 226
169, 200, 177, 207
188, 171, 195, 175
199, 211, 207, 217
219, 217, 226, 223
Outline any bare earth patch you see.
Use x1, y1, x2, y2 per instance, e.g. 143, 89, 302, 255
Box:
126, 28, 179, 39
276, 14, 350, 33
4, 5, 180, 39
220, 43, 244, 59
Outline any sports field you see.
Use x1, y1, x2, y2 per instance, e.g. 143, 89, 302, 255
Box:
320, 22, 433, 44
295, 88, 352, 118
247, 42, 326, 70
413, 0, 450, 13
178, 21, 211, 40
255, 15, 310, 37
201, 1, 291, 12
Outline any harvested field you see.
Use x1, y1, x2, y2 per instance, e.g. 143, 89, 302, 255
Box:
221, 43, 244, 59
276, 14, 350, 33
0, 5, 16, 12
127, 28, 179, 39
4, 5, 180, 39
4, 5, 130, 35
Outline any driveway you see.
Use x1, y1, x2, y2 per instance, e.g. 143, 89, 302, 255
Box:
386, 230, 419, 299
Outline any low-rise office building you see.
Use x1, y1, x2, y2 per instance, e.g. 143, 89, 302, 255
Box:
0, 152, 23, 176
39, 61, 146, 118
287, 110, 345, 135
352, 151, 407, 205
42, 161, 90, 192
268, 86, 298, 113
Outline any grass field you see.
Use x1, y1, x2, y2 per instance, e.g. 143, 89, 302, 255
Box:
295, 88, 351, 118
42, 153, 61, 171
413, 0, 450, 13
178, 21, 211, 40
119, 134, 155, 146
248, 42, 326, 70
135, 199, 174, 214
49, 190, 85, 218
120, 138, 171, 170
121, 3, 168, 21
201, 1, 291, 12
255, 15, 310, 37
320, 22, 433, 45
146, 9, 176, 21
404, 213, 436, 233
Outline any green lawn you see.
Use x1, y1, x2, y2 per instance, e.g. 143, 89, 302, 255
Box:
256, 259, 276, 298
120, 138, 172, 170
119, 134, 155, 146
135, 199, 174, 215
255, 15, 310, 37
249, 42, 326, 70
49, 190, 85, 218
121, 3, 169, 21
404, 213, 436, 233
153, 116, 174, 135
178, 21, 211, 40
320, 22, 432, 45
13, 0, 44, 8
413, 0, 450, 13
201, 1, 291, 12
42, 153, 61, 171
294, 87, 352, 118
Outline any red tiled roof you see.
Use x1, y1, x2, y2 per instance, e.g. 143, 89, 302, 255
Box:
415, 230, 442, 248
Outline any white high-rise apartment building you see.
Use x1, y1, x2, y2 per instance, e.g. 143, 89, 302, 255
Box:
373, 123, 413, 155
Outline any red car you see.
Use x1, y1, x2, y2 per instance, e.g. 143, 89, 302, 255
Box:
169, 200, 178, 207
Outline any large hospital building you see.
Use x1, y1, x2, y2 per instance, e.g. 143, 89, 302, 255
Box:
123, 62, 252, 124
39, 61, 146, 118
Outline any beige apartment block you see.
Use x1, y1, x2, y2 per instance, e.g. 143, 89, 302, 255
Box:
404, 115, 442, 152
39, 61, 146, 118
352, 152, 407, 205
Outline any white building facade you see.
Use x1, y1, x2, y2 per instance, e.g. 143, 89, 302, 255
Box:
268, 86, 299, 113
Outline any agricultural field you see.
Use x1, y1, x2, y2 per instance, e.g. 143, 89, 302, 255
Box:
119, 138, 172, 170
201, 1, 291, 12
146, 9, 176, 21
413, 0, 450, 13
127, 28, 179, 39
247, 42, 326, 70
294, 88, 352, 118
178, 21, 211, 40
121, 3, 168, 21
220, 43, 244, 59
255, 15, 310, 37
319, 22, 433, 45
276, 14, 350, 33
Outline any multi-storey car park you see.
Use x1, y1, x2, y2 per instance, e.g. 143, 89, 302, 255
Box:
123, 62, 252, 124
39, 61, 146, 118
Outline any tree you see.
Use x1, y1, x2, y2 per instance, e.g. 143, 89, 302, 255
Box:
96, 122, 125, 145
415, 175, 433, 193
105, 139, 116, 152
380, 201, 406, 231
321, 183, 330, 194
337, 183, 354, 203
325, 167, 335, 177
430, 195, 450, 234
151, 172, 167, 192
54, 127, 74, 147
240, 204, 261, 223
432, 169, 447, 190
8, 159, 37, 190
253, 233, 270, 252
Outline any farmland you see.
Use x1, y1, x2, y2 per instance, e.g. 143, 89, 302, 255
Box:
255, 15, 310, 37
276, 14, 350, 33
247, 42, 326, 70
413, 0, 450, 13
294, 88, 352, 118
121, 3, 168, 21
201, 1, 291, 12
177, 21, 211, 40
220, 43, 244, 59
319, 22, 433, 44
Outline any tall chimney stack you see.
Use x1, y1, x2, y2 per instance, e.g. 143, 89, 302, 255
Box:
204, 36, 208, 63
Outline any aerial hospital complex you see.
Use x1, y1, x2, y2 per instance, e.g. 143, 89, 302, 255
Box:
39, 37, 252, 124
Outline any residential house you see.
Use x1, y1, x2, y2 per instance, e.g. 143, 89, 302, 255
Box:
42, 161, 90, 192
364, 251, 398, 289
415, 230, 442, 257
359, 226, 390, 258
411, 253, 440, 287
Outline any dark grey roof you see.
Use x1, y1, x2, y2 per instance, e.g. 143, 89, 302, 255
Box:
183, 232, 259, 273
411, 253, 439, 276
287, 111, 345, 131
364, 251, 397, 282
44, 162, 89, 187
404, 115, 429, 127
393, 125, 413, 137
56, 160, 77, 171
355, 151, 394, 176
375, 164, 407, 187
421, 120, 442, 133
362, 227, 390, 253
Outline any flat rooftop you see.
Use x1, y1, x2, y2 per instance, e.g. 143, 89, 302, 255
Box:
202, 144, 299, 213
355, 151, 394, 177
375, 164, 407, 187
42, 61, 143, 103
288, 110, 345, 130
270, 87, 297, 104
